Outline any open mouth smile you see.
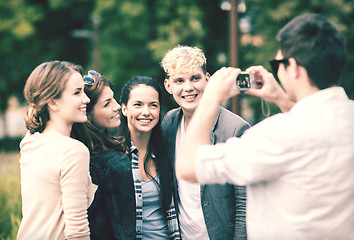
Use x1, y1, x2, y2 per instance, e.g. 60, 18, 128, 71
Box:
137, 118, 152, 123
182, 94, 197, 100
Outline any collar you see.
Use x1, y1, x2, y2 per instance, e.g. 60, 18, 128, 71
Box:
290, 87, 349, 115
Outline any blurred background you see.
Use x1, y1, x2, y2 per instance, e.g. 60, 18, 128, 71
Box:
0, 0, 353, 238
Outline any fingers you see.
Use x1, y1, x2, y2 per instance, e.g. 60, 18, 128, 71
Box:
206, 67, 242, 104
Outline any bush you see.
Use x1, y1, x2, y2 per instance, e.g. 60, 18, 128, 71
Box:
0, 137, 22, 152
0, 152, 22, 240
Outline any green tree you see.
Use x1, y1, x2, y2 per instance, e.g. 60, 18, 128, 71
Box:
244, 0, 354, 99
0, 0, 95, 134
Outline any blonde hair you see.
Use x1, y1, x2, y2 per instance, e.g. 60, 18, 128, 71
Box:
24, 60, 83, 134
161, 45, 207, 77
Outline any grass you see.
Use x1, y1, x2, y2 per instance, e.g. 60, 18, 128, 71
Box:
0, 152, 22, 240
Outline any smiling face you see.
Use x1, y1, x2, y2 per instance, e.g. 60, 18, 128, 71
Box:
164, 67, 209, 116
91, 86, 121, 129
52, 71, 90, 125
122, 84, 160, 135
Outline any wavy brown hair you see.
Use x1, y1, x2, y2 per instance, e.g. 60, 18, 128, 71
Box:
71, 74, 127, 155
24, 60, 83, 134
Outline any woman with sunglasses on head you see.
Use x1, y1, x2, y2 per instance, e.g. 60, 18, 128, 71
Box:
72, 73, 180, 240
18, 61, 96, 240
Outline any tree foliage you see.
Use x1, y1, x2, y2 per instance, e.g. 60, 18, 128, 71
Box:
0, 0, 353, 117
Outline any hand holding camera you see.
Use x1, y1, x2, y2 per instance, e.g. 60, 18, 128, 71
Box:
244, 66, 295, 112
235, 72, 255, 90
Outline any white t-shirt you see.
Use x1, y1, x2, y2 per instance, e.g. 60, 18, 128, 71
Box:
196, 87, 354, 239
176, 116, 209, 240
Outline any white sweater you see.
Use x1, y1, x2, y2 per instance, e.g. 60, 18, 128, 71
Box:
18, 131, 97, 240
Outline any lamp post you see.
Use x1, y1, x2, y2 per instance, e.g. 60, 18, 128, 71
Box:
220, 0, 241, 114
71, 17, 100, 71
229, 0, 240, 114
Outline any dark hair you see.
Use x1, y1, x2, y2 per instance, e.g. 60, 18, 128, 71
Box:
117, 76, 173, 211
71, 74, 127, 154
277, 13, 347, 89
24, 61, 83, 134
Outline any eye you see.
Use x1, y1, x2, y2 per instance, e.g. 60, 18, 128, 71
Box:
192, 76, 201, 81
151, 103, 159, 108
104, 101, 110, 107
133, 102, 142, 107
174, 78, 184, 84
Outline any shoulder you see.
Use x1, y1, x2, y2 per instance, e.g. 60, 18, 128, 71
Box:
40, 133, 90, 158
91, 150, 130, 169
59, 136, 90, 157
162, 107, 182, 131
214, 107, 250, 137
218, 107, 249, 125
163, 108, 181, 122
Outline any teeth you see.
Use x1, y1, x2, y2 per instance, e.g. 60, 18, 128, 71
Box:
139, 119, 151, 123
184, 95, 196, 99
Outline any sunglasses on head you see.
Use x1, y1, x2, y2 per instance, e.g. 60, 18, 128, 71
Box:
83, 70, 101, 85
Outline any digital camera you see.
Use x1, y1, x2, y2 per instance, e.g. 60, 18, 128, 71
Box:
236, 72, 255, 90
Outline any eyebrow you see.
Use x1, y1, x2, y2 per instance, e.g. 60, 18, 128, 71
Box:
192, 74, 201, 78
172, 77, 184, 82
101, 98, 111, 104
131, 100, 160, 104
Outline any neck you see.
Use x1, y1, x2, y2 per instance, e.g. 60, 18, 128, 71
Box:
182, 110, 195, 130
130, 130, 151, 153
43, 120, 72, 137
294, 83, 320, 102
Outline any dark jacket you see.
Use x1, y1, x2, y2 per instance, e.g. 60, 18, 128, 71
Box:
88, 150, 136, 240
161, 107, 250, 240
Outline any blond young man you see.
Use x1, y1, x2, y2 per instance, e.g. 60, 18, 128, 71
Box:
161, 46, 250, 240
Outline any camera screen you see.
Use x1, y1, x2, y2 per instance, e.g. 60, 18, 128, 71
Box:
236, 73, 251, 89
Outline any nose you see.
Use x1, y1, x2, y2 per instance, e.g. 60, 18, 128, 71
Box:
83, 92, 90, 104
112, 99, 121, 111
183, 80, 194, 92
142, 105, 150, 116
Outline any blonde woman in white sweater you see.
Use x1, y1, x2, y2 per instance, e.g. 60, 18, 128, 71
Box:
18, 61, 97, 240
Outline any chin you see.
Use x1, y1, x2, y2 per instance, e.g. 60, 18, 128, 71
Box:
77, 117, 88, 123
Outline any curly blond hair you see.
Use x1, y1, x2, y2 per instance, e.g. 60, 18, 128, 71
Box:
161, 45, 207, 77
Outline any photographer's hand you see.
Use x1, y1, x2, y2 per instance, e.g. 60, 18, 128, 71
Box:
244, 66, 295, 112
204, 67, 242, 104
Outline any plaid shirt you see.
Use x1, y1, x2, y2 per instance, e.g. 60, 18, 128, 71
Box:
131, 144, 181, 240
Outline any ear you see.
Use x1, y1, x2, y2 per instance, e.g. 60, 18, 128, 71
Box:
288, 58, 300, 80
47, 99, 59, 111
205, 72, 210, 82
164, 78, 173, 94
121, 104, 127, 117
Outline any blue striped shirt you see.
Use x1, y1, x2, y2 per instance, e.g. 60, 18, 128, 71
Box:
131, 144, 180, 240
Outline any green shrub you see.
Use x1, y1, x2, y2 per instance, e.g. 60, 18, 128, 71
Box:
0, 152, 22, 240
0, 137, 22, 152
